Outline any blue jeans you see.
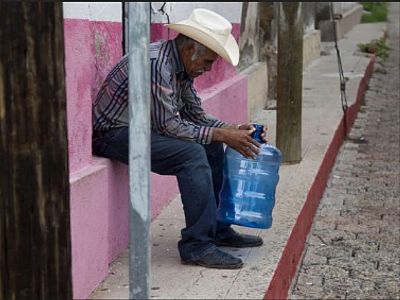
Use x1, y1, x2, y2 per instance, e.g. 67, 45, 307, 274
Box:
93, 127, 234, 262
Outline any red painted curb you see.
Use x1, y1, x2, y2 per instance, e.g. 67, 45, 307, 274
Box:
264, 54, 377, 300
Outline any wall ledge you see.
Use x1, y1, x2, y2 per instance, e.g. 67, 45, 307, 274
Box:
70, 156, 109, 184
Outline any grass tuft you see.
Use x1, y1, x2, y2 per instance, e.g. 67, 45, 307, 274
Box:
361, 2, 388, 23
357, 37, 390, 59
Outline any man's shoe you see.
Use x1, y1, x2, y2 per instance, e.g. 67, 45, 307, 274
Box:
215, 231, 263, 248
181, 248, 243, 269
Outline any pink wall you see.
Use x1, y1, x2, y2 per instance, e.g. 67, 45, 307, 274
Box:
201, 73, 248, 125
64, 18, 247, 299
70, 160, 128, 299
64, 19, 123, 173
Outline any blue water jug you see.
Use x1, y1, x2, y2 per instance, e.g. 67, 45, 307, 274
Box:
217, 124, 282, 229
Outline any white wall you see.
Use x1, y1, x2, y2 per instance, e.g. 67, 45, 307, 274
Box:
63, 2, 242, 24
333, 2, 359, 16
151, 2, 242, 24
63, 2, 122, 21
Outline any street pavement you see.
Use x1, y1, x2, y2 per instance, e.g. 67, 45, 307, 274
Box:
290, 3, 400, 299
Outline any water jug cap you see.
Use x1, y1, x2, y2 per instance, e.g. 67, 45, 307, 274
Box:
251, 123, 265, 144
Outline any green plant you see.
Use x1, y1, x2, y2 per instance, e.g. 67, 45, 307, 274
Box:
360, 2, 388, 23
357, 38, 390, 59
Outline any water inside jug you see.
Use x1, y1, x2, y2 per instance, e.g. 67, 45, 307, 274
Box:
217, 124, 282, 229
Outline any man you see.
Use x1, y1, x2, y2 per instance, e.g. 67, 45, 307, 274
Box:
93, 8, 267, 269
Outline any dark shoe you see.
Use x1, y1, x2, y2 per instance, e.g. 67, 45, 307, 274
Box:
181, 248, 243, 269
215, 231, 263, 248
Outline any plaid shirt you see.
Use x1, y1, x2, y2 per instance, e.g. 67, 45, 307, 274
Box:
93, 39, 227, 144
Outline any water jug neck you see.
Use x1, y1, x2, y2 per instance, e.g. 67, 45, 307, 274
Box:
251, 124, 266, 144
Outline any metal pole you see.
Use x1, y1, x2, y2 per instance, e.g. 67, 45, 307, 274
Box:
123, 2, 129, 55
128, 2, 151, 299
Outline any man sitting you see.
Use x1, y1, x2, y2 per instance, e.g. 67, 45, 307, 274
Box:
92, 8, 266, 269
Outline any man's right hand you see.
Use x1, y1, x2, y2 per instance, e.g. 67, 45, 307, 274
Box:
213, 127, 260, 159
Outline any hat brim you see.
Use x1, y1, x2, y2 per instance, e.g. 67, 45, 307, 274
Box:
165, 22, 239, 66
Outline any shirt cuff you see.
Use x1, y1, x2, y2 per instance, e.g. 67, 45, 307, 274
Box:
198, 126, 214, 144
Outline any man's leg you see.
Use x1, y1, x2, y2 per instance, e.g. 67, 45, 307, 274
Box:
151, 132, 219, 262
93, 128, 238, 263
92, 127, 129, 164
202, 142, 235, 239
92, 128, 251, 264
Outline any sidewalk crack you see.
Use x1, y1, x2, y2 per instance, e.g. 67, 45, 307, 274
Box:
313, 233, 328, 246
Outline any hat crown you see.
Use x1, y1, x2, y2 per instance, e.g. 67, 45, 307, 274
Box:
189, 9, 232, 43
165, 8, 239, 65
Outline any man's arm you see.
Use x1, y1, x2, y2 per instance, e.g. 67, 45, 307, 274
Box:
151, 57, 220, 144
180, 81, 246, 130
179, 81, 268, 157
179, 81, 227, 129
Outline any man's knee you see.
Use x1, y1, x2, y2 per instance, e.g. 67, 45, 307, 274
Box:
180, 142, 209, 167
151, 134, 211, 175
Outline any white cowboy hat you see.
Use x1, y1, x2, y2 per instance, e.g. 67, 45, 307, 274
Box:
165, 8, 240, 66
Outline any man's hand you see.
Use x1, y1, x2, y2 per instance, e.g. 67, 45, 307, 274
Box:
237, 123, 268, 143
213, 127, 260, 159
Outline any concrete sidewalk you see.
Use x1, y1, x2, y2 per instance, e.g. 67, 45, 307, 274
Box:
90, 21, 386, 299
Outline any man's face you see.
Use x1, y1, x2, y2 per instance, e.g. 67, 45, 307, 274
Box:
181, 43, 219, 78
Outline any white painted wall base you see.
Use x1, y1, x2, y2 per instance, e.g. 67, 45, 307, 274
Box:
303, 30, 322, 69
240, 62, 269, 120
